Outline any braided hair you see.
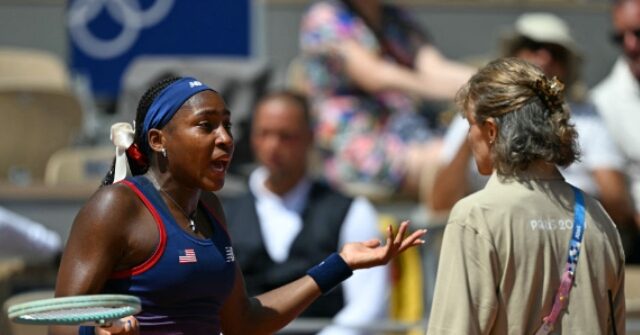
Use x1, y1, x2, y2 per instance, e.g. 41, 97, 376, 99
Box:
102, 76, 181, 186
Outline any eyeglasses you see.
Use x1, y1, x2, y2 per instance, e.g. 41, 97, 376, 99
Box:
611, 29, 640, 46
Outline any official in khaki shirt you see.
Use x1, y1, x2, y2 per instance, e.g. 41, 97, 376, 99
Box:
427, 58, 625, 335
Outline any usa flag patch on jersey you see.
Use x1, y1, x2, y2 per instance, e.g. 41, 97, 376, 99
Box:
178, 249, 197, 263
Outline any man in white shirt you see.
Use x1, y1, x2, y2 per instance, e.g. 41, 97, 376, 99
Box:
591, 0, 640, 262
223, 90, 388, 335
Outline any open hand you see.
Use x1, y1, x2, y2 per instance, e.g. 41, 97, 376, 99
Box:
339, 220, 426, 270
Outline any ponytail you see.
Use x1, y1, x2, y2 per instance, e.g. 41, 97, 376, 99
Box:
101, 143, 150, 186
101, 76, 181, 186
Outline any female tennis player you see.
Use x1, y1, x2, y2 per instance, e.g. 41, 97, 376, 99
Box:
51, 76, 426, 335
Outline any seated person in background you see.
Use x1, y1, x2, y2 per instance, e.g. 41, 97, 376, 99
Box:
430, 13, 639, 261
0, 206, 61, 263
299, 0, 475, 206
223, 91, 388, 335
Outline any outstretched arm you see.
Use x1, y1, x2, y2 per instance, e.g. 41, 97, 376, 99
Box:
300, 1, 473, 101
337, 42, 473, 100
220, 221, 426, 335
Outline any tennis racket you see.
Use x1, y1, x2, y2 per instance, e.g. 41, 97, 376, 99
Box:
7, 294, 141, 326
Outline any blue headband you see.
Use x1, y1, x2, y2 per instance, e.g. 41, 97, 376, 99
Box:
141, 77, 214, 153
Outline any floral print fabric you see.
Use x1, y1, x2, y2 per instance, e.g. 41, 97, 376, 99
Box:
300, 0, 435, 190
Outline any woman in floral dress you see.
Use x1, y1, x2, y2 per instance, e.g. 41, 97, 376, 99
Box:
300, 0, 474, 203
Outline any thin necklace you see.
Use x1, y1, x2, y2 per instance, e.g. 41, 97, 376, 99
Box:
159, 189, 197, 232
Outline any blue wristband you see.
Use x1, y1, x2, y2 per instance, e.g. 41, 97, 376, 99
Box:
79, 326, 94, 335
306, 252, 353, 294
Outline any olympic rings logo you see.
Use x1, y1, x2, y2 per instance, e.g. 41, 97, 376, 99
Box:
68, 0, 175, 59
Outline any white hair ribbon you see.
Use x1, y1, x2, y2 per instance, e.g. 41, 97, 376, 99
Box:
110, 122, 135, 182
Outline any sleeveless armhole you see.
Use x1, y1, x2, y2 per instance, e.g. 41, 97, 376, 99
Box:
201, 201, 231, 239
110, 179, 168, 278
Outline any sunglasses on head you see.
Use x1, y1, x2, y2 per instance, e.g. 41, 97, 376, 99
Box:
611, 29, 640, 46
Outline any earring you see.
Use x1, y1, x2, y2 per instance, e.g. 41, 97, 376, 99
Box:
161, 148, 167, 158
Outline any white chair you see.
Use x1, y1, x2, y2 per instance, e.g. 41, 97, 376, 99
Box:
44, 146, 114, 186
0, 47, 71, 92
0, 91, 83, 183
0, 47, 83, 184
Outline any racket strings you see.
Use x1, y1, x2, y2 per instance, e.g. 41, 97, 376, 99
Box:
20, 306, 138, 323
8, 294, 141, 325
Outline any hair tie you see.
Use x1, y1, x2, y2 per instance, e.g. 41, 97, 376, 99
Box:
534, 76, 565, 113
110, 122, 135, 182
126, 143, 149, 172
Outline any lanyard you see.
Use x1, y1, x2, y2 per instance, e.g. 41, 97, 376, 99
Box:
535, 186, 585, 335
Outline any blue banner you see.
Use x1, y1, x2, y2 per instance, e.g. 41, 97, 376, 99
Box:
68, 0, 251, 99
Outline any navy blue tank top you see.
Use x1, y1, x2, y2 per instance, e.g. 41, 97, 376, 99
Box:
103, 176, 236, 334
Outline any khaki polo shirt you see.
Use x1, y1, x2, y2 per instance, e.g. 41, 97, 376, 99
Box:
427, 172, 625, 335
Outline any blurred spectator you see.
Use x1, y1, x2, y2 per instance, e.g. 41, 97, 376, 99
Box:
299, 0, 474, 206
0, 206, 61, 262
223, 91, 388, 335
430, 13, 639, 261
591, 0, 640, 261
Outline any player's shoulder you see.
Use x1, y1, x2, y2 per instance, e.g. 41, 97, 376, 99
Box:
77, 181, 143, 222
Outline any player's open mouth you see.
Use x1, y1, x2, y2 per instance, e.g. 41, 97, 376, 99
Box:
211, 159, 228, 172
